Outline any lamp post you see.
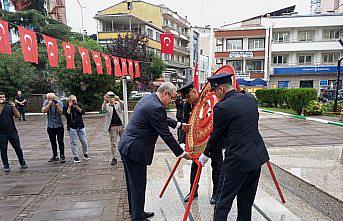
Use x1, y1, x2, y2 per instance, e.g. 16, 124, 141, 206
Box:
76, 0, 85, 43
333, 39, 343, 112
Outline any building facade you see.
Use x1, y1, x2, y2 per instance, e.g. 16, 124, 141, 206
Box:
95, 0, 192, 84
311, 0, 343, 14
46, 0, 67, 25
268, 14, 343, 93
214, 18, 269, 92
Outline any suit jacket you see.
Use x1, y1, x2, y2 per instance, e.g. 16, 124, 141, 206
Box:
102, 102, 124, 131
203, 90, 269, 172
119, 93, 184, 165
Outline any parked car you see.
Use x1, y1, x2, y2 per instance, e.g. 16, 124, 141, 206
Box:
130, 92, 152, 100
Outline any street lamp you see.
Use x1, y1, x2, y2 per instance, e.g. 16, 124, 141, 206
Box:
76, 0, 85, 43
333, 39, 343, 112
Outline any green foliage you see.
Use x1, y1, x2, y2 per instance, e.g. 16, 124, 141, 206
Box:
304, 100, 324, 116
322, 100, 343, 113
255, 88, 287, 107
286, 88, 317, 115
256, 88, 317, 115
0, 51, 36, 99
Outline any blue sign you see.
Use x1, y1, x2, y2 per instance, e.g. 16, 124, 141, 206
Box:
278, 81, 289, 88
273, 66, 343, 75
319, 80, 328, 86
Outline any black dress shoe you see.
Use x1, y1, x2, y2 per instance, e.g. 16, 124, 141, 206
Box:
210, 196, 216, 205
184, 192, 198, 202
144, 211, 155, 218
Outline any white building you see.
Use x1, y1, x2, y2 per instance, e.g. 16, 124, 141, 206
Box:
268, 13, 343, 92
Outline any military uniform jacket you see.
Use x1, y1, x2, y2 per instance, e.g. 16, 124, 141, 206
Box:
119, 93, 183, 165
203, 90, 269, 172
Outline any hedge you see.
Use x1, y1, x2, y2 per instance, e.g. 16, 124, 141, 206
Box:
256, 88, 317, 114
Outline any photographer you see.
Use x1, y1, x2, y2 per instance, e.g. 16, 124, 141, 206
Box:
101, 91, 124, 165
63, 95, 90, 163
42, 93, 65, 163
0, 91, 28, 172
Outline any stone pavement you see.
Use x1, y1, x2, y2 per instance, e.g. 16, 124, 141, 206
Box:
0, 115, 127, 221
1, 112, 340, 221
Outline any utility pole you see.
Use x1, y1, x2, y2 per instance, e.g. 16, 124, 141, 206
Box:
76, 0, 85, 43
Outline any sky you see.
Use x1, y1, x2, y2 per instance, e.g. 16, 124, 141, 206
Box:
65, 0, 311, 35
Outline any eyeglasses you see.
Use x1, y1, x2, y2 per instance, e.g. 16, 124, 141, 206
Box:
167, 91, 176, 99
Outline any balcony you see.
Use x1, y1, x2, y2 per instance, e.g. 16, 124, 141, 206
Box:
174, 45, 190, 55
164, 59, 190, 69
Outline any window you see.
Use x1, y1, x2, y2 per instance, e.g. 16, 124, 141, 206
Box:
216, 58, 223, 65
147, 29, 153, 39
216, 38, 223, 52
273, 32, 289, 42
163, 19, 169, 27
246, 60, 264, 72
156, 32, 160, 41
248, 38, 265, 49
299, 31, 315, 42
300, 80, 313, 88
323, 30, 343, 40
323, 53, 340, 63
298, 55, 312, 65
278, 81, 289, 88
226, 39, 243, 50
226, 60, 243, 72
273, 55, 288, 64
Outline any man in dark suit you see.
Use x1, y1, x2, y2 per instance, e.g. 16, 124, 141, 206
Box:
119, 82, 192, 221
199, 73, 269, 221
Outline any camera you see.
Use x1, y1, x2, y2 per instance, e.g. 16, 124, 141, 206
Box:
52, 100, 58, 104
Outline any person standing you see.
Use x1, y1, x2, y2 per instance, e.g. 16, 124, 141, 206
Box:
118, 82, 192, 221
63, 95, 90, 163
177, 82, 223, 204
199, 73, 270, 221
42, 93, 65, 163
101, 91, 124, 165
0, 91, 28, 172
15, 90, 26, 121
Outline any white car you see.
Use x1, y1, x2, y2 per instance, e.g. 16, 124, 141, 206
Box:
130, 92, 151, 100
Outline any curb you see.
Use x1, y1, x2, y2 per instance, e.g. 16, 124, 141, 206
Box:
259, 108, 343, 127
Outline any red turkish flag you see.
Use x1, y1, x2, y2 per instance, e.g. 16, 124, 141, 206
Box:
127, 59, 134, 78
78, 47, 92, 74
43, 35, 58, 67
18, 26, 38, 64
62, 42, 75, 69
134, 60, 141, 78
160, 33, 174, 54
120, 58, 128, 76
112, 56, 122, 77
91, 51, 103, 74
102, 53, 112, 75
0, 20, 12, 54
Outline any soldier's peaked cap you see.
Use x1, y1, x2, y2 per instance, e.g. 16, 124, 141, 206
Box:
207, 73, 233, 91
177, 81, 194, 96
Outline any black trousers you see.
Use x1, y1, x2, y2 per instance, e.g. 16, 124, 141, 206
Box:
0, 133, 25, 167
189, 148, 223, 195
214, 167, 261, 221
47, 127, 65, 157
122, 155, 147, 221
16, 106, 26, 120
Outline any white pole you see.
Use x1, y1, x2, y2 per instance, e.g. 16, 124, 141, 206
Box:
122, 78, 129, 127
76, 0, 85, 43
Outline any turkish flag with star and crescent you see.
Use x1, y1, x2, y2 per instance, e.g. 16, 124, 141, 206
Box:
134, 60, 141, 78
160, 33, 174, 54
91, 51, 103, 74
43, 35, 58, 67
78, 47, 92, 74
18, 26, 38, 64
127, 59, 134, 78
102, 54, 112, 75
62, 42, 75, 69
112, 56, 122, 77
0, 20, 12, 54
120, 58, 128, 76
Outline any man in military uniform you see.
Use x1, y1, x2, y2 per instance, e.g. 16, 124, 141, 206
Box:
177, 81, 223, 205
199, 73, 269, 220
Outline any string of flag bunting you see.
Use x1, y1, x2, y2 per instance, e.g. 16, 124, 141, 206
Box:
0, 19, 141, 78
